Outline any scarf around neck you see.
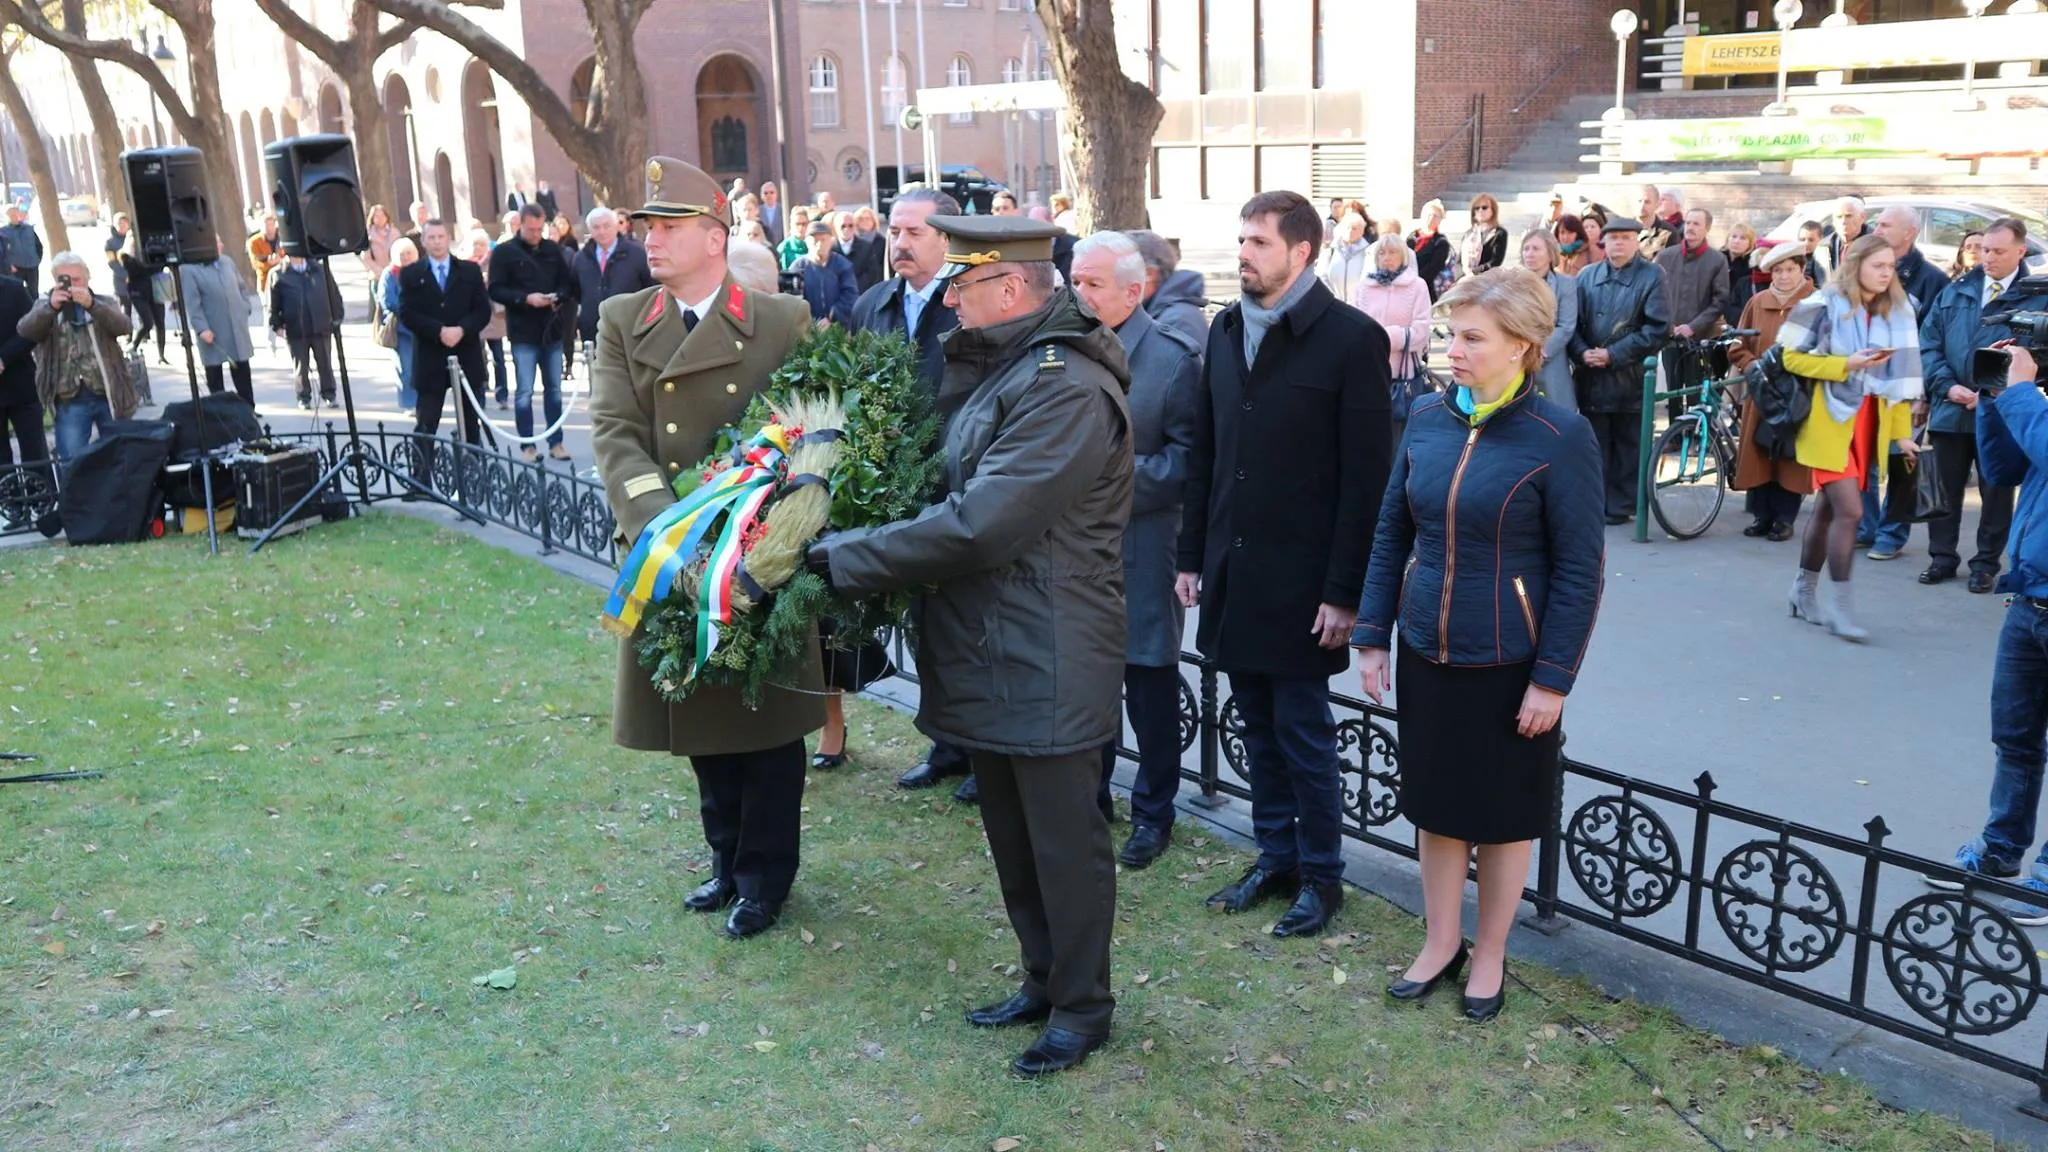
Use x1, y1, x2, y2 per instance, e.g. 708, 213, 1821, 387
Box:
1241, 267, 1318, 366
1781, 288, 1923, 423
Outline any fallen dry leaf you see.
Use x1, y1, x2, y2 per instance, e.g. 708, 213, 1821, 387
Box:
751, 1040, 778, 1053
1332, 967, 1348, 985
992, 1139, 1023, 1152
800, 928, 816, 946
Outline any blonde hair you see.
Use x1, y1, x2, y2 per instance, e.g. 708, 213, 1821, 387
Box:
1519, 227, 1560, 271
1437, 267, 1557, 377
1830, 233, 1908, 317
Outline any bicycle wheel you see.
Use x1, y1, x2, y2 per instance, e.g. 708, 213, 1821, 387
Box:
1648, 415, 1727, 540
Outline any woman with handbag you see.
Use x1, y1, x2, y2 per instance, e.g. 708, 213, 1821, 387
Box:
1352, 268, 1605, 1023
1352, 237, 1434, 437
378, 238, 420, 414
466, 230, 512, 410
1519, 229, 1579, 411
1728, 242, 1816, 542
1779, 234, 1923, 640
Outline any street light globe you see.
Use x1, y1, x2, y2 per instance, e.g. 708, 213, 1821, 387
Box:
1610, 8, 1639, 37
1961, 0, 1991, 14
1773, 0, 1804, 27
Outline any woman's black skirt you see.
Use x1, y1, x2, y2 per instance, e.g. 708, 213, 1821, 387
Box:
1394, 642, 1562, 845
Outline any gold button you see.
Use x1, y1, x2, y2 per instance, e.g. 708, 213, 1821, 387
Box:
734, 340, 743, 351
662, 380, 675, 393
667, 461, 680, 472
665, 422, 677, 434
725, 383, 738, 395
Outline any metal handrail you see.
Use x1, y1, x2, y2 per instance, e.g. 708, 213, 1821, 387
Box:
1510, 45, 1587, 114
1417, 94, 1483, 170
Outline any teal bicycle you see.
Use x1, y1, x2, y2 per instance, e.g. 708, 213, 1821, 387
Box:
1647, 330, 1758, 540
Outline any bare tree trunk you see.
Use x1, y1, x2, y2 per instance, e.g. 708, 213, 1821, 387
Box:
63, 0, 131, 222
248, 0, 413, 215
1032, 0, 1161, 233
157, 0, 252, 252
363, 0, 648, 207
0, 44, 70, 253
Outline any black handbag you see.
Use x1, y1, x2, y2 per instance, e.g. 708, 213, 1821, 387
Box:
1908, 434, 1951, 523
1389, 332, 1442, 423
1744, 346, 1814, 461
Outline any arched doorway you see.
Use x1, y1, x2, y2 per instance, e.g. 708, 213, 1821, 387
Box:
239, 112, 262, 210
259, 109, 277, 153
318, 84, 344, 134
381, 73, 417, 209
460, 61, 502, 222
281, 108, 301, 140
433, 151, 455, 221
695, 55, 762, 183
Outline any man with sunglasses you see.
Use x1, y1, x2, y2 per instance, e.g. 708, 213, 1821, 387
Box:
809, 215, 1133, 1078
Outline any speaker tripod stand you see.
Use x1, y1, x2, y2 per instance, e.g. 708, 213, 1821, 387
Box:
248, 256, 480, 554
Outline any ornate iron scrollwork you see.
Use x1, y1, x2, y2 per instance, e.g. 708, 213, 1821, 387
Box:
1565, 794, 1683, 918
0, 463, 57, 533
1712, 840, 1846, 974
1334, 715, 1401, 828
1217, 695, 1248, 782
1177, 676, 1198, 754
1882, 894, 2040, 1037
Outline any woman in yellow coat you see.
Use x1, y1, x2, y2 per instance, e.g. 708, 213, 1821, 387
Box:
1777, 234, 1923, 641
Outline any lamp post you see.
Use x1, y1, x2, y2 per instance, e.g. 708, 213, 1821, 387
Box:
1605, 9, 1639, 122
138, 30, 175, 146
1959, 0, 1990, 111
1764, 0, 1803, 116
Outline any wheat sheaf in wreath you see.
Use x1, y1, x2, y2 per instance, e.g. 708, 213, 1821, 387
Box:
601, 325, 944, 707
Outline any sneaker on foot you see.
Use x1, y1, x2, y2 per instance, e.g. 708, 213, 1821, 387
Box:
1925, 842, 2021, 891
1867, 542, 1902, 561
1996, 874, 2048, 927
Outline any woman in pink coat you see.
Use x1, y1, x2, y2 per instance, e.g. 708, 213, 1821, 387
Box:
1352, 238, 1435, 429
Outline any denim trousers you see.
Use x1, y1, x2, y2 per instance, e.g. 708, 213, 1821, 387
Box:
1230, 671, 1345, 885
54, 393, 116, 463
1977, 598, 2048, 871
512, 340, 564, 449
1858, 454, 1910, 550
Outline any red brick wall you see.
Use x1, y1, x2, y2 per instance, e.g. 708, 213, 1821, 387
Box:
1411, 0, 1639, 205
1636, 90, 1773, 119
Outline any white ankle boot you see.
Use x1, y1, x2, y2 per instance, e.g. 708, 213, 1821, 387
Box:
1820, 578, 1868, 642
1789, 569, 1822, 625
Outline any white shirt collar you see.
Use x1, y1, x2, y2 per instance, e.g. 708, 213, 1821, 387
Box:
1990, 269, 2019, 295
670, 285, 722, 324
904, 276, 942, 304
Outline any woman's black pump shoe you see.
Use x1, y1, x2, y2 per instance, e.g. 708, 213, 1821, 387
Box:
1386, 942, 1469, 1002
1461, 990, 1504, 1023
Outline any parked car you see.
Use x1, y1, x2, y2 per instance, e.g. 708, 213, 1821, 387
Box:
875, 164, 1003, 216
1763, 196, 2048, 274
60, 197, 99, 228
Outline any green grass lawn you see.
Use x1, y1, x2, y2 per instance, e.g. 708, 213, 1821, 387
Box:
0, 514, 2014, 1150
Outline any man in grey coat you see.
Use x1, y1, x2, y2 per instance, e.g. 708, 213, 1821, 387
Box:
810, 216, 1133, 1079
1129, 229, 1210, 353
1070, 230, 1200, 868
178, 239, 258, 406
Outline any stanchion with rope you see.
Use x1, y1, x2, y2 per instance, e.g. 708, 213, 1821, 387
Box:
450, 338, 591, 460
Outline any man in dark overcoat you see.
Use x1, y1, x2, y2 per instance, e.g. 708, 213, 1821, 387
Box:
1070, 229, 1200, 868
1568, 219, 1669, 524
590, 157, 826, 940
812, 215, 1133, 1078
1177, 190, 1392, 940
399, 219, 496, 486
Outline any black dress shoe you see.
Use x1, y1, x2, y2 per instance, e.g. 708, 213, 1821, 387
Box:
1010, 1026, 1106, 1078
1767, 521, 1795, 542
811, 751, 848, 770
1118, 824, 1171, 869
682, 875, 737, 913
1919, 564, 1957, 585
896, 760, 950, 789
952, 773, 979, 804
1742, 520, 1771, 537
1386, 942, 1469, 1002
1205, 864, 1299, 913
966, 991, 1052, 1029
1272, 881, 1343, 938
1969, 570, 1997, 594
722, 897, 781, 939
1462, 989, 1505, 1023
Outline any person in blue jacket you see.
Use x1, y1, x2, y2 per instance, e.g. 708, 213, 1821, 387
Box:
797, 217, 859, 327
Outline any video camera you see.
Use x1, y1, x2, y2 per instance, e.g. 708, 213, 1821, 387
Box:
1973, 275, 2048, 389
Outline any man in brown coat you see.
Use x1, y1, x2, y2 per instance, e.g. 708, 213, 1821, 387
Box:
590, 157, 825, 940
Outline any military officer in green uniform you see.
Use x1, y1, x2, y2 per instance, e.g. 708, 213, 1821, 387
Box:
809, 216, 1134, 1077
590, 157, 825, 940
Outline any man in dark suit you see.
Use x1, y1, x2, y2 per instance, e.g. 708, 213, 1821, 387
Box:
0, 272, 46, 496
833, 211, 886, 293
847, 186, 977, 799
758, 182, 785, 247
399, 219, 494, 487
535, 181, 559, 221
1069, 230, 1201, 867
573, 206, 655, 349
1178, 190, 1392, 939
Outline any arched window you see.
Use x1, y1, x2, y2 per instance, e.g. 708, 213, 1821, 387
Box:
880, 54, 907, 126
1034, 55, 1053, 82
1002, 57, 1024, 85
946, 55, 973, 124
808, 55, 840, 128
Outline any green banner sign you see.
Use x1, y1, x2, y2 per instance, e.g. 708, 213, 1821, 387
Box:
1619, 116, 1896, 162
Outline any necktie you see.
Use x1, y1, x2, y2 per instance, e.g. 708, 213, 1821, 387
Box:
598, 248, 609, 276
435, 262, 447, 291
1990, 279, 2004, 304
683, 308, 698, 333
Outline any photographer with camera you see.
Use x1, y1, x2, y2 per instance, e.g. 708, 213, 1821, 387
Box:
1917, 218, 2040, 592
488, 204, 577, 463
15, 253, 136, 463
1929, 341, 2048, 920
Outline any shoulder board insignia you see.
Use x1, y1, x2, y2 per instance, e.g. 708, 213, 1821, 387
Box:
726, 283, 746, 322
642, 290, 667, 326
1038, 344, 1064, 371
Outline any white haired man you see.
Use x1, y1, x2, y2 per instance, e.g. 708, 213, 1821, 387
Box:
17, 252, 136, 462
573, 205, 655, 352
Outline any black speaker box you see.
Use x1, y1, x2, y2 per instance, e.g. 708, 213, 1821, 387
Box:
121, 147, 217, 266
266, 135, 368, 258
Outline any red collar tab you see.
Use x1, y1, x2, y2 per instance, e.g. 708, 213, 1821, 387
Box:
726, 284, 746, 322
642, 291, 667, 326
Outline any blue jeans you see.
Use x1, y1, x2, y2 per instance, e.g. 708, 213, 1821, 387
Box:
1229, 672, 1345, 885
1859, 455, 1909, 550
488, 338, 508, 402
395, 332, 417, 411
512, 341, 564, 449
54, 393, 116, 464
1978, 600, 2048, 871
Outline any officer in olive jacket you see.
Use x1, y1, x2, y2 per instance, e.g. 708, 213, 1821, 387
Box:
590, 157, 825, 941
811, 216, 1133, 1080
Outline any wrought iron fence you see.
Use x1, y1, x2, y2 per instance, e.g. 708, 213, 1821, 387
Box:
0, 458, 58, 538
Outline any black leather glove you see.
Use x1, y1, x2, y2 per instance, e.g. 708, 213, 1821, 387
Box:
804, 534, 836, 593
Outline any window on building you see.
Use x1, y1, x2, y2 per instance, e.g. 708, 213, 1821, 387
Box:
809, 55, 840, 128
1314, 0, 1366, 89
1156, 0, 1199, 99
1000, 0, 1022, 9
1201, 0, 1251, 93
947, 55, 974, 124
1002, 57, 1024, 84
1034, 54, 1053, 82
880, 54, 908, 125
1258, 0, 1312, 90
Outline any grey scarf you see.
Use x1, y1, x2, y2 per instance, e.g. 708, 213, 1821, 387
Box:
1241, 267, 1318, 366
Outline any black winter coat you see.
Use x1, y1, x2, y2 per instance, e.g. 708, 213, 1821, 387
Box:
1179, 277, 1394, 677
0, 274, 34, 406
1568, 256, 1669, 413
572, 236, 655, 342
851, 276, 956, 397
267, 262, 344, 341
1352, 388, 1606, 695
487, 236, 575, 346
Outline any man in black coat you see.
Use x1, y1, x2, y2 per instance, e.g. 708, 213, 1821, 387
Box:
490, 204, 578, 461
848, 186, 977, 798
400, 219, 495, 484
0, 272, 46, 492
268, 256, 345, 407
573, 207, 655, 349
1177, 190, 1393, 939
833, 211, 887, 293
1569, 219, 1669, 524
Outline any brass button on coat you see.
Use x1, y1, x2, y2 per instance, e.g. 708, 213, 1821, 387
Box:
725, 383, 738, 394
665, 422, 678, 434
663, 380, 675, 393
668, 461, 681, 472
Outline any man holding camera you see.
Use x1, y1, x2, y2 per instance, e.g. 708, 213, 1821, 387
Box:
490, 204, 577, 463
16, 253, 135, 463
1918, 218, 2038, 592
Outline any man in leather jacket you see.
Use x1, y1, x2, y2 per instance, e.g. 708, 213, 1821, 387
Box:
1569, 219, 1670, 524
